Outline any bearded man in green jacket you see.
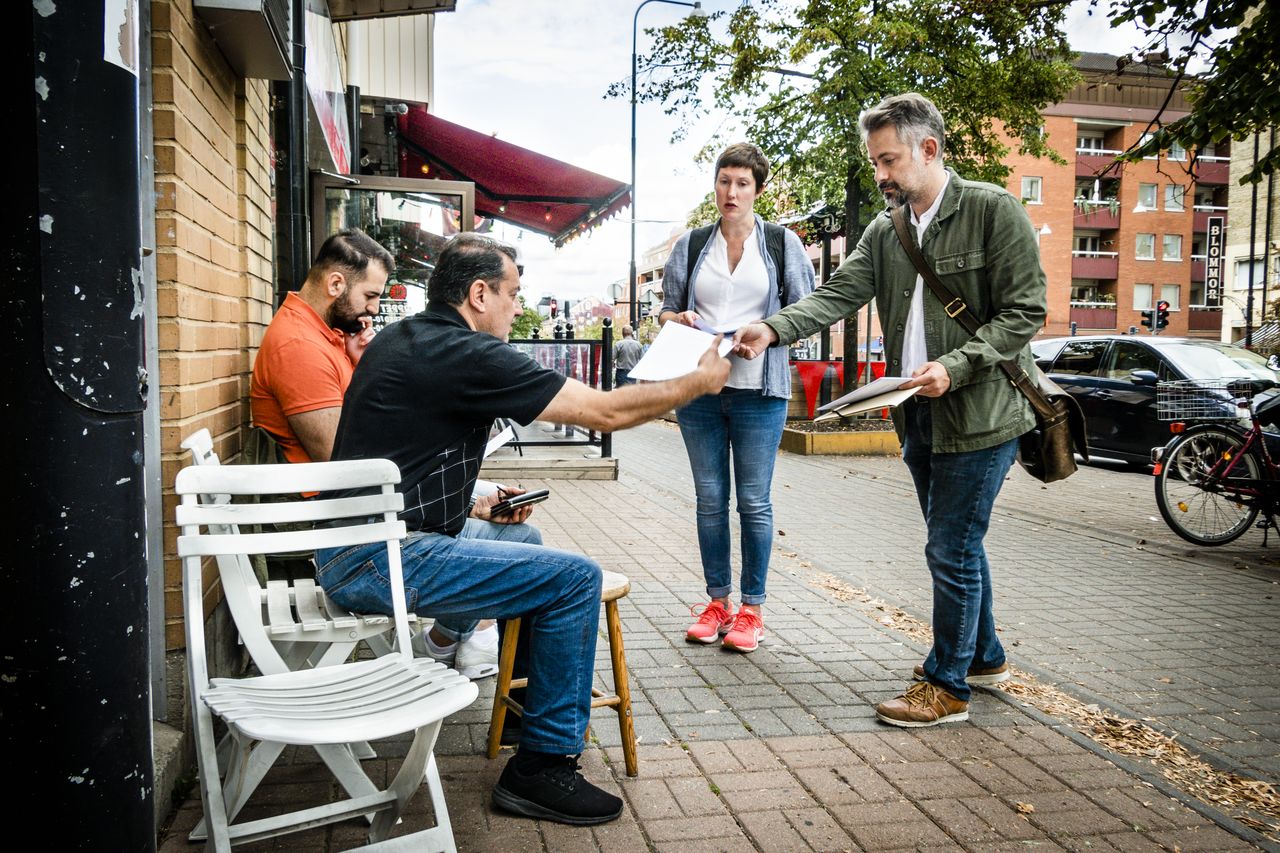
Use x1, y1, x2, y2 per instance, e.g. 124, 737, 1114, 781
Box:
734, 92, 1047, 728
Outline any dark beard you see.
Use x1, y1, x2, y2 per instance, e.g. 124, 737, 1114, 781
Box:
326, 305, 366, 334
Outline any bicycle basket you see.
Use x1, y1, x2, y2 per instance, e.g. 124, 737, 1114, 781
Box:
1156, 379, 1253, 422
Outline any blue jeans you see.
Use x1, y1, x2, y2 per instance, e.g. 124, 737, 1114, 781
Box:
431, 518, 542, 643
316, 523, 602, 755
676, 388, 788, 605
901, 398, 1018, 702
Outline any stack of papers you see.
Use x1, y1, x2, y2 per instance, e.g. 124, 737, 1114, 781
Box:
628, 322, 734, 382
814, 376, 918, 421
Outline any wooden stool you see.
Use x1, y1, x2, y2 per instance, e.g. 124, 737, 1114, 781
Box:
486, 570, 638, 777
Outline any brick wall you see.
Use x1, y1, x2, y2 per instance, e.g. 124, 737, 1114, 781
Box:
1000, 114, 1200, 338
152, 0, 274, 649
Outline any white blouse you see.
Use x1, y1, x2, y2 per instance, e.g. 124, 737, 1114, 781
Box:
695, 226, 769, 389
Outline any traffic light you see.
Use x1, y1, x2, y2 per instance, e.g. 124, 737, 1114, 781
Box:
1155, 300, 1170, 330
549, 298, 558, 319
1141, 308, 1156, 331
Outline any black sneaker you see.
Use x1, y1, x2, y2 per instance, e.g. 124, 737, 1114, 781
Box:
491, 754, 623, 825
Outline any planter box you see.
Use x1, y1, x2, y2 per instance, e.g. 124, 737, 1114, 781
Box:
780, 427, 900, 456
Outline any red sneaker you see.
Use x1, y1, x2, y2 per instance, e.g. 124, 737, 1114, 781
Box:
722, 609, 763, 653
686, 601, 735, 644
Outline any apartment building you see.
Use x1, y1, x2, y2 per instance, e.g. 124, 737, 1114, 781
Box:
1002, 53, 1229, 339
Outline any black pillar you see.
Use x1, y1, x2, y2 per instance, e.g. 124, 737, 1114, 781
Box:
6, 3, 154, 848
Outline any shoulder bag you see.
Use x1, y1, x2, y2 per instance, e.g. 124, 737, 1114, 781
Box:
889, 205, 1087, 483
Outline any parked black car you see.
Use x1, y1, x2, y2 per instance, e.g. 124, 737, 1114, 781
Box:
1030, 335, 1280, 465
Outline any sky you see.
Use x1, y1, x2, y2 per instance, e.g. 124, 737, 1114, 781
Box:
432, 0, 1150, 306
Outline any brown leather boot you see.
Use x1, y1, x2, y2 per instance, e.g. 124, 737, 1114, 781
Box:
912, 661, 1010, 686
875, 681, 969, 727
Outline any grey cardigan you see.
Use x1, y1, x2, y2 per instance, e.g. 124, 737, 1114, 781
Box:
660, 215, 815, 399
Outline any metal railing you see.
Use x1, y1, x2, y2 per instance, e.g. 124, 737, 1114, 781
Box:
505, 320, 614, 456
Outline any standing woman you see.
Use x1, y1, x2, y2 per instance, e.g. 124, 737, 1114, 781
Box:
660, 143, 815, 652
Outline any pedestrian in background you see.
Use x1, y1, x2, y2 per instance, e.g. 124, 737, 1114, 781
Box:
660, 142, 815, 653
613, 324, 643, 385
735, 93, 1046, 725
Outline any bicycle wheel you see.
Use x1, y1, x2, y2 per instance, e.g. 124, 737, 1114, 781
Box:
1155, 427, 1260, 545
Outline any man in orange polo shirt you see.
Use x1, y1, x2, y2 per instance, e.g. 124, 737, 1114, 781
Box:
251, 229, 390, 464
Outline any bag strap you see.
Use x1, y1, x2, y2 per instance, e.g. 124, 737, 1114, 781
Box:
684, 221, 788, 310
889, 205, 1059, 422
763, 222, 787, 304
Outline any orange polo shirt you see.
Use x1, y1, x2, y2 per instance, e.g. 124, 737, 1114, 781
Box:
250, 292, 354, 464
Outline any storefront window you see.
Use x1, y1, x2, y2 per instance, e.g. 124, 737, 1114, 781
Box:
314, 176, 475, 329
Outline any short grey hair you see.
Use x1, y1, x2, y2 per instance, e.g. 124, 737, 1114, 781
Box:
858, 93, 946, 154
428, 233, 519, 306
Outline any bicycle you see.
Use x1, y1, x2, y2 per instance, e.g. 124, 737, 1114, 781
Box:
1153, 378, 1280, 546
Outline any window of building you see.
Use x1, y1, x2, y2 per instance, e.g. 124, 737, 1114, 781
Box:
1020, 176, 1043, 204
1168, 141, 1187, 161
1077, 133, 1105, 152
1163, 234, 1183, 261
1237, 258, 1266, 289
1164, 184, 1186, 212
1137, 183, 1157, 210
1139, 132, 1158, 159
1136, 233, 1156, 260
1074, 234, 1101, 255
1134, 283, 1154, 310
1071, 280, 1101, 302
1160, 284, 1180, 310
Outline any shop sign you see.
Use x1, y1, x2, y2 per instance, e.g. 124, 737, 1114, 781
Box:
1205, 216, 1224, 306
305, 6, 350, 173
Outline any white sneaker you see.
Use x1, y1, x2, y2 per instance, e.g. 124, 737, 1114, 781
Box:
412, 629, 457, 665
456, 624, 500, 680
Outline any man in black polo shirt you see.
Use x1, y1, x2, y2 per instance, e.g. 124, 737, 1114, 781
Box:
317, 233, 728, 825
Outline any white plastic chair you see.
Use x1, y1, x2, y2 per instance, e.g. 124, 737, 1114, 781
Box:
176, 457, 478, 851
179, 429, 413, 673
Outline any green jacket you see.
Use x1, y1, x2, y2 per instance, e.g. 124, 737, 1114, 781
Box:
765, 169, 1047, 452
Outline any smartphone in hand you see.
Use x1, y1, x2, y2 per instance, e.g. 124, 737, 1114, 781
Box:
489, 488, 550, 517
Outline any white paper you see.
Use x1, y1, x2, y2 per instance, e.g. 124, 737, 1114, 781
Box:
813, 386, 919, 421
628, 322, 734, 382
815, 376, 913, 413
484, 425, 514, 458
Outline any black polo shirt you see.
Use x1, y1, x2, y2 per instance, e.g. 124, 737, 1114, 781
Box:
331, 303, 566, 536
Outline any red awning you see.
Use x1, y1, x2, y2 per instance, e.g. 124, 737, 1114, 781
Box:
397, 108, 631, 247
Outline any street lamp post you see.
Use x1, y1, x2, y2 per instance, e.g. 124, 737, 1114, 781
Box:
631, 0, 705, 329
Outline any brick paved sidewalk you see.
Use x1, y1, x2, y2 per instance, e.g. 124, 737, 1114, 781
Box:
161, 423, 1274, 851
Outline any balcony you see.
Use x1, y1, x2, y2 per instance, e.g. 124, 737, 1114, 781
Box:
1071, 251, 1120, 280
1195, 157, 1230, 185
1193, 205, 1228, 232
1072, 199, 1120, 230
1189, 305, 1223, 332
1191, 254, 1206, 281
1075, 150, 1124, 178
1069, 302, 1118, 330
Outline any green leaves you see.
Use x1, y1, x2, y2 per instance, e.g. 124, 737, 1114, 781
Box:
620, 0, 1079, 232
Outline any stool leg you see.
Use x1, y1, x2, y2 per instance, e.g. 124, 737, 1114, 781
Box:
605, 600, 638, 777
486, 618, 522, 760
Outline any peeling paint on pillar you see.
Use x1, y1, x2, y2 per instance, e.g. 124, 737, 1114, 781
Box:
8, 0, 155, 847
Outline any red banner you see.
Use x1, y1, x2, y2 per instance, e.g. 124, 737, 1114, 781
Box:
793, 361, 888, 418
